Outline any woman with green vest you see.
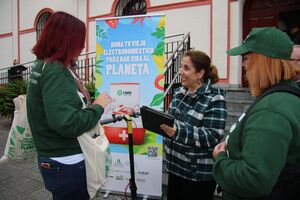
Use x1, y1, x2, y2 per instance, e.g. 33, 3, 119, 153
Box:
27, 12, 112, 200
213, 27, 300, 200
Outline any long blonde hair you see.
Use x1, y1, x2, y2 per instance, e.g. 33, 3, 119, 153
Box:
246, 53, 296, 96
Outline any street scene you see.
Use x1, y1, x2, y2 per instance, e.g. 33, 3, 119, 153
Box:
0, 0, 300, 200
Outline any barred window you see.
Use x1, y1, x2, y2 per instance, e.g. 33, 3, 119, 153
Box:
115, 0, 147, 16
36, 12, 51, 41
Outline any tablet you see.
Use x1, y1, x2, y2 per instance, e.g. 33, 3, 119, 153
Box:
140, 106, 174, 138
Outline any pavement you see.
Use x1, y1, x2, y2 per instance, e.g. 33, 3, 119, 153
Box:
0, 118, 168, 200
0, 118, 52, 200
0, 118, 222, 200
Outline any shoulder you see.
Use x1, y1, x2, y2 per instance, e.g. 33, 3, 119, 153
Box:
260, 82, 300, 108
207, 87, 226, 101
41, 61, 74, 81
251, 87, 300, 120
173, 87, 186, 97
40, 61, 74, 86
260, 91, 299, 109
43, 61, 67, 75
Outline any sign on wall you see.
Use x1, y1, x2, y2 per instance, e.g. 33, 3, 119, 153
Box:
95, 14, 165, 198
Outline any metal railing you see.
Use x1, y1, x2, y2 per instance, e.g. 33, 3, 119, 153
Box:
0, 52, 97, 86
163, 32, 191, 111
0, 33, 185, 86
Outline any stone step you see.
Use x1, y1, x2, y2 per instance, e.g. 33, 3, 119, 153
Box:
225, 88, 255, 101
224, 87, 254, 127
226, 111, 242, 128
226, 99, 253, 113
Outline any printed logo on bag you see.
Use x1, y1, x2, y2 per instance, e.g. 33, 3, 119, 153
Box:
9, 137, 15, 146
104, 148, 112, 176
8, 137, 15, 156
16, 125, 25, 135
6, 119, 36, 159
10, 128, 16, 137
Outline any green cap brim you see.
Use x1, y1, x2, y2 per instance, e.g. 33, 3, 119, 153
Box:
227, 44, 250, 56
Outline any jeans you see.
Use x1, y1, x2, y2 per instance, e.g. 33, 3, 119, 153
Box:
38, 155, 89, 200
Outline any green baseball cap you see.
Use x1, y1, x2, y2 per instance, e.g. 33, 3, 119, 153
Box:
227, 27, 293, 59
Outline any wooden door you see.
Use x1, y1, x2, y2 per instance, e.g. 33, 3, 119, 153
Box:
242, 0, 300, 87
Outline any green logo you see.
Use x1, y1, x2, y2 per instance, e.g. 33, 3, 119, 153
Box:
10, 137, 15, 145
117, 90, 122, 96
16, 126, 25, 135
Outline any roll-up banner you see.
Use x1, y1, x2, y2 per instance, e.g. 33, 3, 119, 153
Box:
95, 14, 165, 198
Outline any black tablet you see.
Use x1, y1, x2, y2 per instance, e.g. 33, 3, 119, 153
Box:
140, 106, 174, 138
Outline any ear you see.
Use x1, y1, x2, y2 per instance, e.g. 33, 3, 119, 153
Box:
198, 69, 205, 79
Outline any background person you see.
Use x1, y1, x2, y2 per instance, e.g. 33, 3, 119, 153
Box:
213, 27, 300, 200
290, 24, 300, 45
27, 11, 112, 200
8, 59, 27, 82
160, 50, 227, 200
291, 45, 300, 86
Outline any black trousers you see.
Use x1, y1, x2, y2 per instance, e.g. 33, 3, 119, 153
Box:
167, 173, 216, 200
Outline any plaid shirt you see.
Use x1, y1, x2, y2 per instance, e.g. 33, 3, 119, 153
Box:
164, 80, 227, 181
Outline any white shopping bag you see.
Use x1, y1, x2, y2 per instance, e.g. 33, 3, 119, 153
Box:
77, 124, 112, 199
2, 95, 36, 160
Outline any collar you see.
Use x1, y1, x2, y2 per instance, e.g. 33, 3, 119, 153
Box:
178, 79, 212, 97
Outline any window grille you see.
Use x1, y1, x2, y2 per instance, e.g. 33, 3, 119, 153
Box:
115, 0, 147, 16
36, 12, 51, 41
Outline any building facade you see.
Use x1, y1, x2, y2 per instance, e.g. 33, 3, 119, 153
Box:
0, 0, 299, 86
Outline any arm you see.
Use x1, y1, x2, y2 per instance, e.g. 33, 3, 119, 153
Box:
213, 110, 292, 197
42, 67, 104, 138
161, 96, 180, 137
175, 94, 227, 147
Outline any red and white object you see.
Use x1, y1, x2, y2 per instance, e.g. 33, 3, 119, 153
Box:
103, 83, 145, 145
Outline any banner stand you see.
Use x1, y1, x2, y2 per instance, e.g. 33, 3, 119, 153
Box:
96, 14, 166, 199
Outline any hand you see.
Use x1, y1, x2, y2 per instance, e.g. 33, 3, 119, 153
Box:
92, 92, 112, 109
160, 124, 176, 137
213, 142, 226, 159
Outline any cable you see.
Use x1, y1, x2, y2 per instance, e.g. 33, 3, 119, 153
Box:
123, 182, 130, 200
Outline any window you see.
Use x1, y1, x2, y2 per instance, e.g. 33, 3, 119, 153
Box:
36, 12, 51, 41
115, 0, 147, 16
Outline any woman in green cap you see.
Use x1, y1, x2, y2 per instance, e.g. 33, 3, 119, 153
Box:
212, 27, 300, 200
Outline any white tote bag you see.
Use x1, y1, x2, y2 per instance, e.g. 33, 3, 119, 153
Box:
67, 67, 111, 199
77, 124, 112, 199
2, 95, 36, 161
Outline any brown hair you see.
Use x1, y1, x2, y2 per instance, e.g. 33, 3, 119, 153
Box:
184, 51, 219, 84
246, 53, 295, 96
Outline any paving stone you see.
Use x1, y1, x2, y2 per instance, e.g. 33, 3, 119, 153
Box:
29, 188, 52, 200
13, 178, 44, 195
0, 186, 19, 199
